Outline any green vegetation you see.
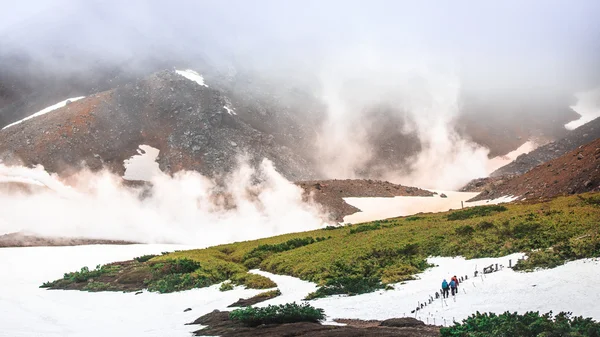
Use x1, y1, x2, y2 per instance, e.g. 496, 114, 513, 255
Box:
242, 236, 329, 269
515, 232, 600, 271
229, 302, 325, 327
41, 264, 121, 288
134, 254, 158, 263
579, 194, 600, 207
446, 205, 507, 221
83, 282, 111, 291
42, 193, 600, 298
324, 225, 341, 230
220, 281, 234, 291
230, 273, 277, 289
257, 289, 282, 298
440, 311, 600, 337
349, 222, 382, 234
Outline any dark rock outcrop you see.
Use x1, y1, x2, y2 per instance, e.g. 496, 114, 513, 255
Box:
380, 317, 426, 328
188, 310, 440, 337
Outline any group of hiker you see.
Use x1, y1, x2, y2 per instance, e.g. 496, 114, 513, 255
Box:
441, 275, 460, 298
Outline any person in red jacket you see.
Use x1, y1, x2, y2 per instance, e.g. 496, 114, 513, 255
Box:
451, 275, 459, 291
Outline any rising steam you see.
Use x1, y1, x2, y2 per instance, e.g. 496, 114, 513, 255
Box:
0, 154, 327, 246
316, 51, 490, 189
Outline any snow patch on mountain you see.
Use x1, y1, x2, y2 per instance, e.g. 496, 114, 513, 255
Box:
123, 145, 162, 181
565, 87, 600, 130
223, 105, 236, 115
175, 69, 208, 87
2, 96, 85, 130
486, 141, 538, 175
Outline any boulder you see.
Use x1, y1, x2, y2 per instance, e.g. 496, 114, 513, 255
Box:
380, 317, 425, 327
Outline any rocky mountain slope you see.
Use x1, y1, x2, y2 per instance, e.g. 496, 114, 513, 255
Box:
470, 137, 600, 201
490, 116, 600, 177
0, 70, 318, 181
296, 179, 433, 222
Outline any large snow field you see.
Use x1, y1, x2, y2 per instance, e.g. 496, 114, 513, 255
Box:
2, 245, 599, 336
343, 191, 516, 224
248, 255, 600, 327
307, 255, 600, 326
0, 244, 266, 337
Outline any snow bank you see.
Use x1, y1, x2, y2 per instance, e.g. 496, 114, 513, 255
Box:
309, 255, 600, 326
486, 140, 538, 174
2, 246, 598, 336
251, 255, 600, 326
343, 191, 515, 224
123, 145, 161, 181
2, 97, 85, 130
565, 87, 600, 130
0, 244, 267, 337
175, 69, 208, 87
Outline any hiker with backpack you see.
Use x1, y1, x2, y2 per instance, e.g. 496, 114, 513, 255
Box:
450, 278, 457, 296
451, 275, 460, 293
441, 279, 450, 298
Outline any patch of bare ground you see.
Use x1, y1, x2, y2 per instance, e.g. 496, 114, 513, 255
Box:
189, 310, 441, 337
228, 289, 281, 307
470, 137, 600, 202
296, 179, 433, 222
0, 232, 136, 248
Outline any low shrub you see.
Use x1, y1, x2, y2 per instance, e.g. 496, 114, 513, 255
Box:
65, 265, 120, 283
440, 311, 600, 337
447, 205, 507, 221
134, 254, 158, 263
150, 258, 201, 276
242, 237, 328, 268
220, 281, 234, 291
349, 222, 381, 234
304, 276, 384, 300
512, 222, 541, 239
83, 282, 110, 291
476, 221, 495, 230
513, 250, 565, 271
232, 273, 277, 289
229, 302, 325, 327
579, 194, 600, 206
257, 289, 282, 298
147, 273, 211, 293
455, 225, 475, 236
570, 233, 600, 258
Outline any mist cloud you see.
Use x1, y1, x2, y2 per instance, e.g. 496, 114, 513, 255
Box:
0, 159, 327, 246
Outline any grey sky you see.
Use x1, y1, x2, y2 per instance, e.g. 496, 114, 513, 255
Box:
1, 0, 599, 93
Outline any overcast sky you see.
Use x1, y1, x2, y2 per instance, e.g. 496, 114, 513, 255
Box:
2, 0, 599, 94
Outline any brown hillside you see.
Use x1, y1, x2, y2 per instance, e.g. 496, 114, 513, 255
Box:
470, 137, 600, 201
297, 179, 433, 222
